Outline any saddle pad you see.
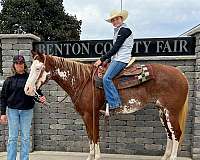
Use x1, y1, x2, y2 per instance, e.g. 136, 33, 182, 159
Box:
116, 64, 142, 77
95, 64, 154, 90
116, 64, 154, 89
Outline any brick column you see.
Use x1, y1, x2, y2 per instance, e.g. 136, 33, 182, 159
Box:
188, 32, 200, 159
0, 34, 40, 152
0, 34, 40, 76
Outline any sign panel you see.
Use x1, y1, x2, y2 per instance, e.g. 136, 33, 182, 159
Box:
32, 37, 195, 58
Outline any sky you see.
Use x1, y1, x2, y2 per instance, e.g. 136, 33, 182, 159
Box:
63, 0, 200, 40
0, 0, 200, 40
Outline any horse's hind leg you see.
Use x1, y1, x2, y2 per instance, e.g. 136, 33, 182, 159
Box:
162, 138, 173, 160
162, 109, 182, 160
159, 109, 173, 160
167, 114, 181, 160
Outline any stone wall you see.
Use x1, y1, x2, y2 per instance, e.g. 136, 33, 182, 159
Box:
0, 33, 199, 159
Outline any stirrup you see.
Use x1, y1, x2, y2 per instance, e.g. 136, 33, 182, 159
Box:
99, 104, 110, 117
105, 104, 110, 117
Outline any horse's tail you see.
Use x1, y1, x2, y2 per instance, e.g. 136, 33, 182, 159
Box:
178, 93, 189, 145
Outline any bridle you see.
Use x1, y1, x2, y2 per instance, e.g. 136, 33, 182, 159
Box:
32, 54, 47, 86
32, 54, 90, 105
31, 54, 51, 108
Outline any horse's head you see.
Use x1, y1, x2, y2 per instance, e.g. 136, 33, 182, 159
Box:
24, 50, 50, 96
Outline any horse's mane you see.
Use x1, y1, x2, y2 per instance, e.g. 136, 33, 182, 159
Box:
47, 55, 93, 80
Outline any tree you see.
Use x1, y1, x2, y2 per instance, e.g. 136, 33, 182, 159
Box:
0, 0, 82, 41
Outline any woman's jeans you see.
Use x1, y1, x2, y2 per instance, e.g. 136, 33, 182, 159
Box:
7, 108, 33, 160
103, 60, 127, 109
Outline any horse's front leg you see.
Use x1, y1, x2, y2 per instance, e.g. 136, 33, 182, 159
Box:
87, 141, 101, 160
83, 113, 101, 160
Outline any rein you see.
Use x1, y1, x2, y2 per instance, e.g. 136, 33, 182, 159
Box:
91, 66, 98, 158
72, 69, 93, 106
49, 55, 92, 106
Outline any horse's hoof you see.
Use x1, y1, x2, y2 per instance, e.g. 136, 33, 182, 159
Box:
169, 157, 177, 160
86, 156, 101, 160
86, 156, 93, 160
161, 156, 170, 160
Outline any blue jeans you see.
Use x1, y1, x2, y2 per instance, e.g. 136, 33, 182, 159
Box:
103, 60, 127, 109
7, 108, 33, 160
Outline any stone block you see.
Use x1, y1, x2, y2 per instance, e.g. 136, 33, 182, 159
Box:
135, 127, 153, 133
145, 144, 162, 150
2, 44, 12, 49
12, 44, 32, 50
50, 124, 65, 130
50, 135, 66, 141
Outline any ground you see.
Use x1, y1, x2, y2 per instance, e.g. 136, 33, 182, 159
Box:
0, 151, 192, 160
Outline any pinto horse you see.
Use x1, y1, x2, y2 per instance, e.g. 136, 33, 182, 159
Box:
24, 51, 188, 160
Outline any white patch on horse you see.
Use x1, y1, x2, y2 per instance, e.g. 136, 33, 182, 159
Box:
128, 98, 141, 106
165, 113, 179, 160
71, 76, 76, 86
87, 142, 101, 160
24, 59, 45, 96
26, 60, 43, 85
164, 109, 176, 140
56, 69, 76, 87
123, 105, 139, 113
67, 70, 70, 77
116, 99, 141, 114
56, 68, 68, 80
156, 100, 163, 107
161, 138, 173, 160
36, 71, 50, 89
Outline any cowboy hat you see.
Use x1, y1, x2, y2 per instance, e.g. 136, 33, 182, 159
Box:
13, 55, 25, 64
105, 10, 128, 23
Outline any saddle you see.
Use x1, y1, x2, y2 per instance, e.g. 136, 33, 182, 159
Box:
95, 63, 154, 89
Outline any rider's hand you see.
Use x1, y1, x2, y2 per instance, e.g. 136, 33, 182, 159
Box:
0, 115, 8, 125
39, 96, 46, 104
94, 60, 102, 67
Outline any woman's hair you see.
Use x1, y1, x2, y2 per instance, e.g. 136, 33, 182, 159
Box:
11, 63, 28, 75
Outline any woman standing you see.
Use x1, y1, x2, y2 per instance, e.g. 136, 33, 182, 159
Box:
0, 55, 46, 160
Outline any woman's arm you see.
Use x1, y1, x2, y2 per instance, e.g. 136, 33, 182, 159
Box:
0, 78, 11, 115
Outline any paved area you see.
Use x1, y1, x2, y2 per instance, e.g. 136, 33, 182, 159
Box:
0, 151, 192, 160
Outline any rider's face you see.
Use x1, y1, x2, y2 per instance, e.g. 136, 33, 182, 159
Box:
111, 16, 123, 28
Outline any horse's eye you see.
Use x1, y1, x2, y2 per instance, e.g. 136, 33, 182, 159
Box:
36, 67, 41, 71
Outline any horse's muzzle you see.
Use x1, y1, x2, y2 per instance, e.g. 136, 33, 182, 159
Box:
24, 84, 35, 96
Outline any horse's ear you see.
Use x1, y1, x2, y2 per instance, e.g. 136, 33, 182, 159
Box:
31, 50, 38, 59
